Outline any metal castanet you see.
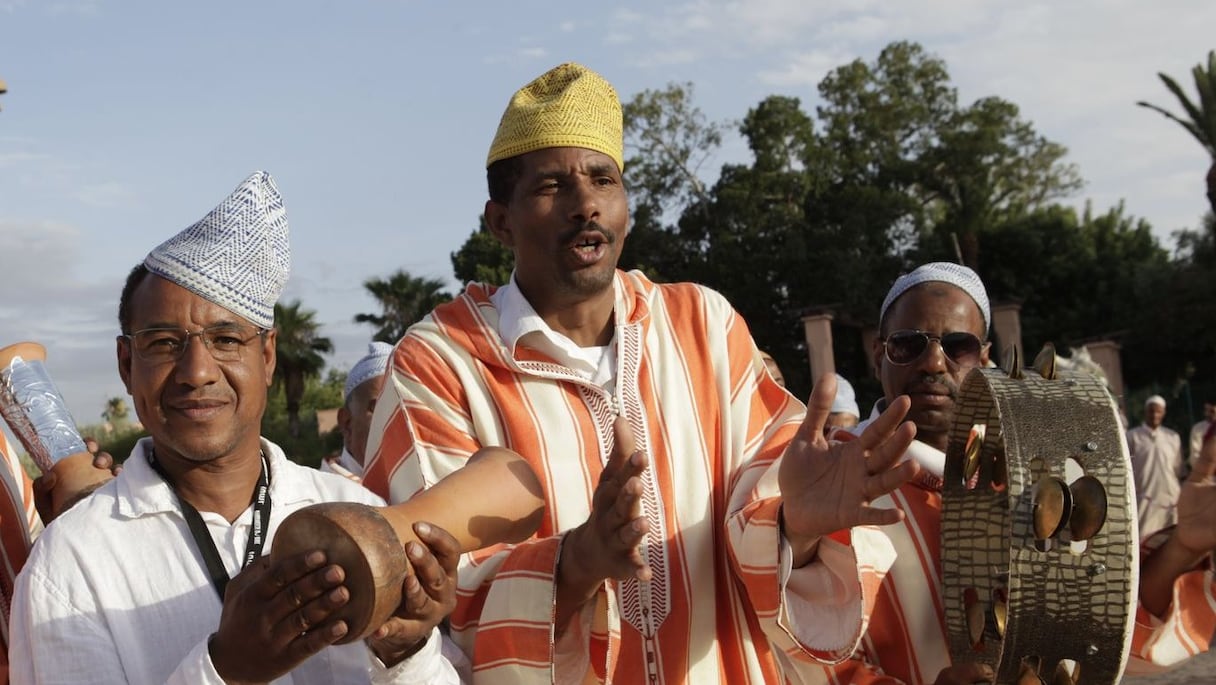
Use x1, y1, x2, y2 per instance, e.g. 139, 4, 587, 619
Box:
0, 342, 112, 515
940, 344, 1136, 685
270, 447, 546, 642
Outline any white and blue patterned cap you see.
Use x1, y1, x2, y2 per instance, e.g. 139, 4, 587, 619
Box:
143, 171, 290, 329
830, 373, 859, 417
344, 342, 394, 402
879, 262, 990, 334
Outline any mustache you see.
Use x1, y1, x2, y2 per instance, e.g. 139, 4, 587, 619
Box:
559, 222, 615, 246
903, 373, 958, 398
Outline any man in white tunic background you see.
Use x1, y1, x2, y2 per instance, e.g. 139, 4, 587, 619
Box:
1128, 394, 1185, 537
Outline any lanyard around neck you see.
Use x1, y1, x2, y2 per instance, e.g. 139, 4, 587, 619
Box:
148, 448, 272, 600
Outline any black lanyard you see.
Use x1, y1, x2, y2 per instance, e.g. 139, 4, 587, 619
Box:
148, 448, 272, 600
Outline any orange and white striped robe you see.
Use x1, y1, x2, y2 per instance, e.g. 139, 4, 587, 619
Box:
0, 429, 41, 683
364, 270, 896, 684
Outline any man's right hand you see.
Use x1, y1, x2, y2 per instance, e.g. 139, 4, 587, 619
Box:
209, 550, 351, 684
32, 440, 120, 523
555, 417, 650, 634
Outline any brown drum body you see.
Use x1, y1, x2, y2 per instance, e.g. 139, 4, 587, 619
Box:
271, 446, 545, 642
941, 353, 1136, 685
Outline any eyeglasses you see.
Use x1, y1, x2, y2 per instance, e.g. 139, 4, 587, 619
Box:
880, 329, 985, 367
123, 324, 268, 363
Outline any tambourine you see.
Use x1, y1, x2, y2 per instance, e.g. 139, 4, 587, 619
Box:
940, 345, 1137, 685
0, 342, 112, 514
271, 447, 545, 642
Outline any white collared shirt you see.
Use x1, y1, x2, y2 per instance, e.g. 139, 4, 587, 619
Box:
321, 446, 366, 481
10, 438, 468, 685
491, 272, 618, 390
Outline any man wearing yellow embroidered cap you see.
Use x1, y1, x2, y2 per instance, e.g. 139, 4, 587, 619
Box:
364, 62, 921, 683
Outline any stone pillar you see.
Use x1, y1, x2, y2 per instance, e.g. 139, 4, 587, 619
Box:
861, 326, 880, 378
1083, 340, 1126, 406
801, 312, 836, 383
990, 302, 1023, 363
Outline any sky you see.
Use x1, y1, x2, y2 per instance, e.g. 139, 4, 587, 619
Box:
1, 0, 1214, 431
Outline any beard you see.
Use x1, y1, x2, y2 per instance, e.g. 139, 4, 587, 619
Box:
902, 373, 960, 447
555, 221, 619, 297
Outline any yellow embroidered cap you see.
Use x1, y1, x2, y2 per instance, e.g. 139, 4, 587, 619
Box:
486, 62, 623, 171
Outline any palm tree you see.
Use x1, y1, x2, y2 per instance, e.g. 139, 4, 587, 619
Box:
1137, 50, 1216, 215
102, 397, 130, 432
272, 300, 334, 438
354, 270, 453, 344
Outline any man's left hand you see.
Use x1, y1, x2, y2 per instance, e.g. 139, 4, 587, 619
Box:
779, 373, 920, 567
366, 521, 460, 666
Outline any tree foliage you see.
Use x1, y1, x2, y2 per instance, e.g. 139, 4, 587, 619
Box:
273, 300, 333, 438
450, 216, 513, 287
443, 41, 1214, 415
355, 270, 454, 343
1138, 50, 1216, 213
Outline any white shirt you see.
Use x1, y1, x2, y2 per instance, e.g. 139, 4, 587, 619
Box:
321, 446, 365, 481
1188, 419, 1211, 469
10, 438, 468, 685
491, 272, 617, 390
1127, 423, 1184, 538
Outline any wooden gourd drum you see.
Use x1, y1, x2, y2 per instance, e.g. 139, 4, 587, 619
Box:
270, 446, 545, 642
940, 346, 1137, 685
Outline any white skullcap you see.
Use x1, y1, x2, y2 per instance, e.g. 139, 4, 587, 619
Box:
880, 262, 990, 334
830, 373, 860, 417
144, 171, 290, 329
344, 342, 394, 402
1145, 394, 1166, 409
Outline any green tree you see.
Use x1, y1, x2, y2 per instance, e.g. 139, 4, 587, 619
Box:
1145, 213, 1216, 398
812, 41, 1081, 268
272, 300, 333, 438
101, 396, 130, 431
620, 82, 727, 281
614, 41, 1096, 397
263, 369, 345, 467
354, 270, 453, 343
1138, 51, 1216, 214
972, 204, 1169, 365
450, 217, 513, 286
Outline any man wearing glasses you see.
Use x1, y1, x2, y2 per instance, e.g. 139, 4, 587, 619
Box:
836, 262, 1216, 683
10, 172, 467, 684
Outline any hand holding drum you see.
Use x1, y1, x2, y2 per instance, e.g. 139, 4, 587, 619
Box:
270, 446, 546, 642
0, 342, 113, 516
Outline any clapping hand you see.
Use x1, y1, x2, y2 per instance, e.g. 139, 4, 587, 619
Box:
779, 374, 920, 566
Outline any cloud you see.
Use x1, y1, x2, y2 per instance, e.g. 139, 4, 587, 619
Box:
0, 151, 51, 168
757, 49, 853, 88
76, 181, 138, 209
0, 218, 125, 423
47, 0, 100, 16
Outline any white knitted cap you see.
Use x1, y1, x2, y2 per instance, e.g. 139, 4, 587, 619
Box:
344, 342, 394, 402
880, 262, 990, 334
830, 373, 859, 417
144, 171, 290, 329
1145, 395, 1166, 409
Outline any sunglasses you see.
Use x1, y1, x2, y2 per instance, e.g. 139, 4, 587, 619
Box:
880, 329, 986, 366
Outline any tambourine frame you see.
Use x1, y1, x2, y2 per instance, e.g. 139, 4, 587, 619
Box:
940, 362, 1137, 685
